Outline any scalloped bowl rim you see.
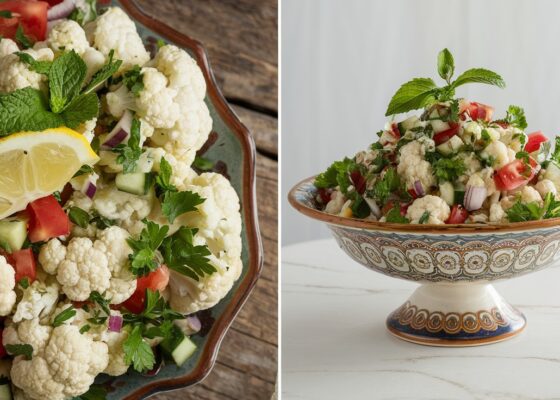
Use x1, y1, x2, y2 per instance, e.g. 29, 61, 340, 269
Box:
289, 176, 560, 234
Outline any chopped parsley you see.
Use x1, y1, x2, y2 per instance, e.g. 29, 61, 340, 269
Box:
495, 105, 528, 130
419, 211, 431, 224
112, 118, 142, 173
5, 343, 33, 360
122, 65, 145, 96
428, 154, 466, 183
385, 205, 410, 223
506, 192, 560, 222
127, 221, 169, 277
52, 306, 77, 327
371, 167, 401, 204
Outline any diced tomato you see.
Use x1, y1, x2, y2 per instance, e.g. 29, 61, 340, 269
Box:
382, 200, 409, 216
493, 121, 510, 129
59, 183, 74, 206
120, 265, 170, 314
0, 1, 48, 42
0, 248, 36, 284
463, 102, 494, 122
407, 188, 418, 199
390, 123, 401, 140
317, 188, 332, 204
494, 157, 539, 191
27, 195, 70, 243
446, 204, 469, 224
433, 123, 460, 145
44, 0, 63, 5
0, 328, 6, 359
350, 170, 366, 194
524, 131, 548, 153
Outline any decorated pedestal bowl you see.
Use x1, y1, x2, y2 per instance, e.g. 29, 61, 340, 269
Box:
289, 177, 560, 347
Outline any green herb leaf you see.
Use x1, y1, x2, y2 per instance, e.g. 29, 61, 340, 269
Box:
112, 118, 142, 173
504, 105, 527, 130
506, 192, 560, 222
451, 68, 505, 90
437, 48, 455, 83
52, 306, 76, 327
61, 92, 99, 128
83, 50, 123, 95
16, 52, 52, 74
73, 165, 94, 178
5, 343, 33, 360
0, 239, 11, 253
68, 0, 97, 27
419, 211, 431, 224
18, 277, 29, 289
155, 157, 177, 192
68, 207, 91, 228
0, 10, 13, 18
385, 78, 437, 116
49, 50, 87, 113
371, 167, 401, 204
90, 211, 116, 230
515, 151, 530, 164
385, 205, 410, 223
127, 221, 169, 276
551, 137, 560, 165
0, 87, 64, 136
122, 65, 144, 97
161, 190, 205, 223
430, 155, 466, 183
72, 384, 107, 400
193, 156, 214, 171
79, 324, 91, 334
15, 25, 33, 49
123, 325, 155, 373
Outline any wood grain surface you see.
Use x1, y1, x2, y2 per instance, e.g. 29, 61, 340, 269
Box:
135, 0, 278, 399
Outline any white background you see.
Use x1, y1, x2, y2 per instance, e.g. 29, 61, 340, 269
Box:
281, 0, 560, 245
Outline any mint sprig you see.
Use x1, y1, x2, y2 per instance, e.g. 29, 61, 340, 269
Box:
385, 48, 505, 116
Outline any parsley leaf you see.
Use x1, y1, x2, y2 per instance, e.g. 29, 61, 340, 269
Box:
127, 221, 169, 276
430, 155, 466, 183
123, 325, 155, 373
314, 158, 356, 192
506, 193, 560, 222
112, 118, 142, 173
419, 211, 431, 224
72, 384, 107, 400
550, 137, 560, 165
371, 167, 401, 204
90, 211, 116, 230
155, 157, 177, 192
161, 226, 216, 280
122, 65, 145, 96
52, 306, 76, 327
385, 205, 410, 223
501, 105, 528, 130
68, 0, 97, 27
49, 50, 87, 113
5, 343, 33, 360
161, 191, 205, 223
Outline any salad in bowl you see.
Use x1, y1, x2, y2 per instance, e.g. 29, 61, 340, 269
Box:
0, 1, 245, 399
314, 49, 560, 226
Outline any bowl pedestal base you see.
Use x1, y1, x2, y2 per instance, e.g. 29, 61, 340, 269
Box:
386, 283, 526, 347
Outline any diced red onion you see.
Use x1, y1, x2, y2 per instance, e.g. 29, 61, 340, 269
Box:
186, 315, 202, 334
84, 182, 97, 199
464, 185, 487, 211
108, 315, 123, 332
413, 180, 425, 197
47, 0, 76, 21
364, 197, 381, 218
102, 110, 133, 149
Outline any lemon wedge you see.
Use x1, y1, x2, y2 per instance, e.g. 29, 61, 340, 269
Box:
0, 127, 99, 219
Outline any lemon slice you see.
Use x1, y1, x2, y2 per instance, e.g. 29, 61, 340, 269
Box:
0, 127, 99, 219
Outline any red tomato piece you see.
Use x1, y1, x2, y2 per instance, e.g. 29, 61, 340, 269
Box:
433, 123, 460, 145
524, 131, 548, 153
317, 188, 332, 204
382, 200, 409, 216
0, 328, 6, 359
446, 204, 469, 224
0, 248, 36, 284
407, 188, 418, 200
120, 265, 170, 314
494, 158, 539, 191
27, 195, 70, 243
350, 170, 366, 194
44, 0, 63, 5
0, 1, 48, 42
390, 123, 401, 140
464, 102, 494, 122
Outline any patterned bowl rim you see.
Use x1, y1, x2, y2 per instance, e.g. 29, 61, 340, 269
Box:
289, 176, 560, 233
118, 1, 264, 399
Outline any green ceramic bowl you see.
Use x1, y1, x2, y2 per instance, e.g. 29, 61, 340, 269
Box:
95, 1, 263, 398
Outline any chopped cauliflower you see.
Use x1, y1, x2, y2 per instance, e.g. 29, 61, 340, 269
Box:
406, 195, 451, 224
12, 280, 59, 323
0, 256, 16, 316
0, 38, 18, 57
103, 330, 130, 376
0, 48, 54, 93
397, 141, 436, 191
93, 184, 154, 222
48, 20, 90, 55
489, 203, 506, 223
535, 179, 557, 199
520, 186, 542, 204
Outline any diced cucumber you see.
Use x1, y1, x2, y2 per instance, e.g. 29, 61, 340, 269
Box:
436, 135, 464, 155
397, 116, 420, 135
439, 182, 455, 206
544, 161, 560, 189
0, 218, 27, 252
431, 119, 450, 133
115, 172, 149, 196
0, 384, 12, 400
161, 325, 197, 367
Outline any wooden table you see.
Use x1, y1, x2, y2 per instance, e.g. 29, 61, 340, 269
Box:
136, 1, 278, 399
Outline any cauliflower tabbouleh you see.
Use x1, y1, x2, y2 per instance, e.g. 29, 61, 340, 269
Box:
0, 3, 243, 399
315, 49, 560, 225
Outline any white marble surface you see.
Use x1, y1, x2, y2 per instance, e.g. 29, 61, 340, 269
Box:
282, 239, 560, 400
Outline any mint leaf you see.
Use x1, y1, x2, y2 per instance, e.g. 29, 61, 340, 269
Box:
162, 191, 205, 223
161, 226, 216, 281
451, 68, 505, 90
68, 207, 90, 228
123, 325, 155, 372
385, 78, 437, 116
52, 306, 77, 327
122, 65, 144, 97
419, 211, 431, 224
112, 119, 142, 173
83, 50, 123, 94
15, 25, 33, 49
437, 48, 454, 83
61, 93, 99, 128
0, 88, 64, 136
49, 50, 87, 113
193, 156, 214, 171
16, 52, 52, 74
5, 343, 33, 360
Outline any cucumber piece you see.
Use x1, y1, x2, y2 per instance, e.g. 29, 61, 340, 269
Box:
160, 325, 197, 367
0, 384, 12, 400
397, 116, 419, 135
544, 161, 560, 189
439, 182, 455, 206
436, 135, 464, 155
0, 219, 27, 252
431, 119, 450, 133
115, 172, 148, 196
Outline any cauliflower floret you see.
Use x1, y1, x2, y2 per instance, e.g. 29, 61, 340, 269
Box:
0, 38, 18, 57
3, 318, 52, 356
0, 256, 16, 316
168, 173, 243, 314
325, 190, 346, 215
10, 325, 109, 400
0, 48, 54, 93
153, 44, 207, 95
489, 203, 506, 223
88, 7, 150, 71
93, 184, 153, 222
520, 186, 542, 204
47, 20, 90, 54
103, 330, 130, 376
12, 280, 59, 323
397, 141, 436, 191
499, 127, 526, 152
75, 118, 97, 143
535, 179, 557, 199
406, 195, 451, 224
481, 141, 510, 169
38, 239, 67, 274
460, 121, 482, 143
